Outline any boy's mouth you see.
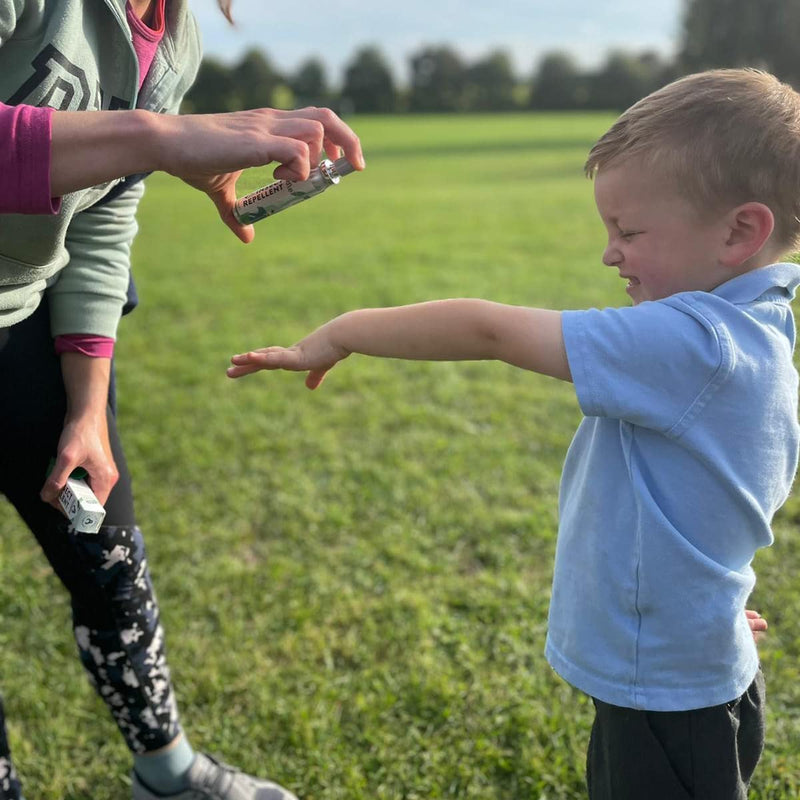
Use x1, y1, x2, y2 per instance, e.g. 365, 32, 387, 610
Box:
622, 275, 640, 294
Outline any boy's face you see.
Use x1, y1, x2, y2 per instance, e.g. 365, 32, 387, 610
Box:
593, 160, 730, 304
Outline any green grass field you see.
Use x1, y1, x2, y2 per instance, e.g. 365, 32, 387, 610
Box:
1, 113, 799, 798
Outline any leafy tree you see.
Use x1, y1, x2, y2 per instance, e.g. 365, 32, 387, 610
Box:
184, 57, 239, 112
464, 49, 517, 111
586, 50, 670, 110
680, 0, 800, 86
529, 51, 586, 110
290, 58, 330, 107
763, 2, 800, 86
232, 48, 282, 109
408, 46, 467, 112
681, 0, 767, 71
341, 46, 398, 113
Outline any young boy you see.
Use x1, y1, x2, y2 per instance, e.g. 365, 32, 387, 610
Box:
227, 69, 800, 798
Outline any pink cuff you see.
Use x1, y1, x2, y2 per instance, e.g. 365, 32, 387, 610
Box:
0, 102, 61, 215
55, 334, 116, 358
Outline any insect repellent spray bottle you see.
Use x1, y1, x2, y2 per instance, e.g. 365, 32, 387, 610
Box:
233, 157, 356, 224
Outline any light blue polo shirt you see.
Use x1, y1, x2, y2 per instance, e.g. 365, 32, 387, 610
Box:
546, 263, 800, 711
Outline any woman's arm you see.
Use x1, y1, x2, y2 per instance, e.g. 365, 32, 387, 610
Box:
2, 100, 364, 234
50, 105, 364, 193
49, 105, 364, 242
40, 353, 118, 508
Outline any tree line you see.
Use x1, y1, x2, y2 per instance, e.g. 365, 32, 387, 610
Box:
185, 0, 800, 114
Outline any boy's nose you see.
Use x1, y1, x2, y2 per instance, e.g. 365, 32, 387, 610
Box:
602, 244, 621, 267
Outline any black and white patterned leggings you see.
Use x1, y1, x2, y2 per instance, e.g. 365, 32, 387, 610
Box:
0, 301, 182, 799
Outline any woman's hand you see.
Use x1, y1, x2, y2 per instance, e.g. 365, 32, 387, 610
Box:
156, 106, 364, 243
50, 105, 364, 242
41, 412, 118, 509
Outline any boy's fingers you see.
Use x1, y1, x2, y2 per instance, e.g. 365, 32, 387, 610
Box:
227, 364, 262, 378
230, 350, 270, 365
305, 369, 328, 389
228, 348, 304, 374
227, 348, 332, 386
226, 356, 273, 378
745, 610, 767, 627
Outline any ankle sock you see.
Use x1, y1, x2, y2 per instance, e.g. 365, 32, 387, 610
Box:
133, 735, 196, 795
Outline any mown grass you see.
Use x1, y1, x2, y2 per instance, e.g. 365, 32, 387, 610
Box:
1, 112, 798, 798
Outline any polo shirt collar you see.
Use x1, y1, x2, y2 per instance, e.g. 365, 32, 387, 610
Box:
712, 262, 800, 303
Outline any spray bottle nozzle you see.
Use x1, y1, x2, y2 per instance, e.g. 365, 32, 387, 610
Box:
332, 157, 356, 177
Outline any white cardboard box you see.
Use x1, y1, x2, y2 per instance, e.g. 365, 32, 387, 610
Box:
59, 477, 106, 533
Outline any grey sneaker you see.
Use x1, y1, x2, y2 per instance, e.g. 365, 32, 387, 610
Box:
131, 752, 299, 800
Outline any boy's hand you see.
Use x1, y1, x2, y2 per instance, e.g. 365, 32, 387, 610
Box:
227, 323, 349, 389
746, 609, 768, 642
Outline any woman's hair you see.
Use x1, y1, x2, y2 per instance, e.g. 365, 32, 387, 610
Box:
585, 69, 800, 250
218, 0, 233, 24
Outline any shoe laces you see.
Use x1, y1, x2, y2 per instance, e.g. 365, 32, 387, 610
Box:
195, 754, 237, 797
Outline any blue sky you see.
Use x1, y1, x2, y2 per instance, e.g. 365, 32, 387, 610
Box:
193, 0, 683, 86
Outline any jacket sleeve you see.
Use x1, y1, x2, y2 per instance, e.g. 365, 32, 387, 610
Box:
48, 178, 145, 338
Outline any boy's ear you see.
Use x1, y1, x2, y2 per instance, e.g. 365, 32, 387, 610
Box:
720, 202, 775, 268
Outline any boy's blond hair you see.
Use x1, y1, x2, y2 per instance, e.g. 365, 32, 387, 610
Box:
585, 69, 800, 252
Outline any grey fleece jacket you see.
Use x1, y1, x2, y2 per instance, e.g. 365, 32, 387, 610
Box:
0, 0, 201, 337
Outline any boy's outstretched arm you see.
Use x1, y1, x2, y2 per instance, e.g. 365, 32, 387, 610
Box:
227, 299, 571, 388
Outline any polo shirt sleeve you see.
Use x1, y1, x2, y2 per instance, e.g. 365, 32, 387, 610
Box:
561, 297, 733, 435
